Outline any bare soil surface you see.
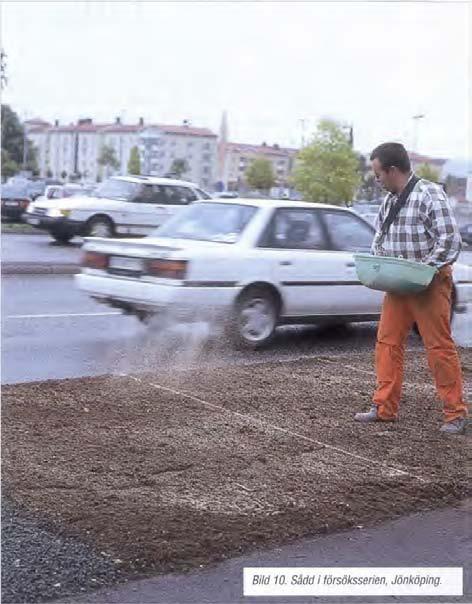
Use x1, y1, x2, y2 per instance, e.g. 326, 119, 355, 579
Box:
3, 351, 471, 586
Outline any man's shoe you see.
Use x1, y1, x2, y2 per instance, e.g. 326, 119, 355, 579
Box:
354, 405, 395, 423
439, 417, 467, 434
354, 405, 380, 423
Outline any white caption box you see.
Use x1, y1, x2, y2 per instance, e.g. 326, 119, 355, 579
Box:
243, 567, 463, 597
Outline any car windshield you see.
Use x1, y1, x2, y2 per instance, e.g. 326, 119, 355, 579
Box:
94, 178, 140, 201
152, 202, 258, 243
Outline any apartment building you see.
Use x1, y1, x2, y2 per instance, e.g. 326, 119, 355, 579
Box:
25, 118, 218, 189
219, 141, 298, 192
138, 122, 217, 189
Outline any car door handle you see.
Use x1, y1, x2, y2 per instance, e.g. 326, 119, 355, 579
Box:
345, 262, 355, 267
280, 260, 292, 266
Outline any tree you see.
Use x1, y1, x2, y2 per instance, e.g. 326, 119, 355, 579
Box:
1, 104, 38, 177
168, 158, 189, 179
291, 119, 360, 205
127, 146, 141, 175
98, 144, 120, 178
1, 149, 18, 179
245, 158, 275, 192
416, 163, 440, 183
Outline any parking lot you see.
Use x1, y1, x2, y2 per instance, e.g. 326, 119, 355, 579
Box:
3, 349, 471, 601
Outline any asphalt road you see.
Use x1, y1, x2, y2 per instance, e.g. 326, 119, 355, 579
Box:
1, 233, 82, 264
3, 273, 472, 384
2, 274, 390, 384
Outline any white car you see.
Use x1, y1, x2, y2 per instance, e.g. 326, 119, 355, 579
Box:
75, 198, 472, 348
24, 175, 212, 244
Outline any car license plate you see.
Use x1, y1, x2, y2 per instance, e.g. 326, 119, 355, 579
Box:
4, 201, 19, 206
27, 217, 40, 225
109, 256, 143, 272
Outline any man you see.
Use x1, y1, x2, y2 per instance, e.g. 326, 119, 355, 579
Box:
354, 142, 467, 434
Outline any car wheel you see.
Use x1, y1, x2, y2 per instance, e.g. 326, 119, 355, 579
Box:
136, 311, 154, 325
86, 216, 114, 238
50, 229, 72, 244
229, 286, 279, 349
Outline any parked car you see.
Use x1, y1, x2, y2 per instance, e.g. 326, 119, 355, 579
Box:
1, 184, 32, 221
44, 183, 89, 200
75, 198, 472, 348
459, 223, 472, 246
26, 180, 47, 201
351, 202, 380, 226
24, 175, 212, 244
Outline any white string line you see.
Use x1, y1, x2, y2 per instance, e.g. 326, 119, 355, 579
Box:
121, 373, 426, 483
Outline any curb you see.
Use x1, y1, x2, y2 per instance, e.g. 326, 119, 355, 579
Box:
1, 263, 79, 275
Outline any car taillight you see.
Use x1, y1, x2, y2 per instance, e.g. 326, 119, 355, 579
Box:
82, 251, 109, 270
20, 199, 30, 209
147, 259, 187, 279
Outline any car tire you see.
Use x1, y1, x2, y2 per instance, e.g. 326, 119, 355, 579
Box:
228, 285, 279, 349
136, 311, 154, 325
86, 215, 114, 238
50, 229, 73, 244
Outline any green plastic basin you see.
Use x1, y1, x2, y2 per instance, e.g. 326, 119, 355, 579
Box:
353, 254, 437, 294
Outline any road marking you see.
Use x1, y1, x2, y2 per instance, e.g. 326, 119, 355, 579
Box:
122, 373, 426, 483
6, 311, 121, 319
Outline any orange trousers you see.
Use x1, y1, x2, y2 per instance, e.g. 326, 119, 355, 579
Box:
373, 265, 467, 422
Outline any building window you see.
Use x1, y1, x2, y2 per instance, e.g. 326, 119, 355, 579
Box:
187, 141, 194, 147
203, 143, 210, 150
202, 153, 211, 162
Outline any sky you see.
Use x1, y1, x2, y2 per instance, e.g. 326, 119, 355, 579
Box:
1, 1, 470, 161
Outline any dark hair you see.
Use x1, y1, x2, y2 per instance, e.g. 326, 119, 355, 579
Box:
370, 142, 411, 173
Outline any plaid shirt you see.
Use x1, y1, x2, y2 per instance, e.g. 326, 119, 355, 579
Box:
371, 175, 462, 268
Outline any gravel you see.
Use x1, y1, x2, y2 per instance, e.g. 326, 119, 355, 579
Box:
1, 498, 124, 603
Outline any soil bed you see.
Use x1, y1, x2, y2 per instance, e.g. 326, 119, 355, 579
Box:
3, 350, 471, 584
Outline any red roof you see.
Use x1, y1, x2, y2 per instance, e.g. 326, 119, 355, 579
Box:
33, 120, 216, 138
100, 124, 142, 133
150, 124, 217, 138
409, 152, 447, 166
28, 126, 49, 134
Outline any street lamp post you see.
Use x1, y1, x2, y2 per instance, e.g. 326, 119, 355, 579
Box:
298, 118, 307, 148
412, 114, 425, 154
